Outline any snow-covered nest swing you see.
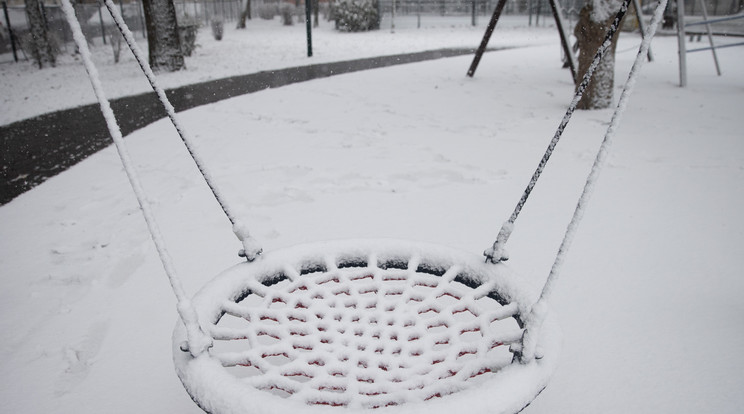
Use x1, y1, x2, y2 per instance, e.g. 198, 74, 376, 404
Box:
59, 0, 667, 412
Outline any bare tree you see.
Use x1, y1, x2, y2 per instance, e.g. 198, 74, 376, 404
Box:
237, 0, 251, 29
574, 0, 626, 110
141, 0, 184, 72
313, 0, 319, 27
24, 0, 55, 68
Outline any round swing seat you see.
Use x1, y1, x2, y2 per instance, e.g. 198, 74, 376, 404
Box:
173, 240, 560, 414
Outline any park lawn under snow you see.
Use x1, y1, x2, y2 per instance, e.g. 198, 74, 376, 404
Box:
2, 16, 744, 414
0, 15, 556, 125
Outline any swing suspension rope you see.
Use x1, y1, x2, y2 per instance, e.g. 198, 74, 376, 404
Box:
484, 0, 633, 264
517, 0, 669, 362
101, 0, 263, 262
59, 0, 214, 356
62, 0, 666, 366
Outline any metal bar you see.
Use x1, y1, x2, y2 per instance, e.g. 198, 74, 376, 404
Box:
548, 0, 577, 84
305, 0, 312, 57
472, 0, 476, 26
687, 41, 744, 52
632, 0, 653, 61
677, 0, 687, 87
466, 0, 508, 77
685, 14, 744, 27
699, 0, 721, 75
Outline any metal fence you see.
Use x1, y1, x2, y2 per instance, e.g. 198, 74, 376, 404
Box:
0, 0, 242, 60
2, 0, 742, 62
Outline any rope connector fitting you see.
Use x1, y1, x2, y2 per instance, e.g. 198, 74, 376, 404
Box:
233, 220, 263, 262
485, 221, 514, 264
484, 245, 510, 264
238, 247, 263, 262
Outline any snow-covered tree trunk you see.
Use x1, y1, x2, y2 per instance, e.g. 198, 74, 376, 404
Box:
142, 0, 184, 72
24, 0, 56, 68
574, 0, 625, 110
237, 0, 251, 29
313, 0, 319, 27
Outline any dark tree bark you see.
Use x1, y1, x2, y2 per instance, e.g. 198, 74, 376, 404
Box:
24, 0, 55, 68
237, 0, 251, 29
574, 0, 625, 110
141, 0, 184, 72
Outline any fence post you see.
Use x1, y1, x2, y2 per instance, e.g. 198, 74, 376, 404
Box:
305, 0, 312, 56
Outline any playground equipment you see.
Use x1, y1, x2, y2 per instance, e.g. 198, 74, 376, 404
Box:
59, 0, 667, 411
676, 0, 744, 86
468, 0, 654, 81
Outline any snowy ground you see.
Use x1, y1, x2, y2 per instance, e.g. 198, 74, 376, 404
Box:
0, 15, 555, 125
2, 13, 744, 414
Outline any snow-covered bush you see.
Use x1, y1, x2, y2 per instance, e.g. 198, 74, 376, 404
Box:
211, 18, 224, 41
331, 0, 379, 32
279, 3, 295, 26
257, 3, 278, 20
108, 28, 123, 63
178, 16, 199, 56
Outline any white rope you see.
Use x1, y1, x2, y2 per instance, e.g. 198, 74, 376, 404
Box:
101, 0, 262, 261
60, 0, 212, 356
520, 0, 670, 363
484, 0, 633, 264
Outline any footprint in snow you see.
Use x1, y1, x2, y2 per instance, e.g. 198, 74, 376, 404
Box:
55, 320, 110, 396
107, 247, 146, 288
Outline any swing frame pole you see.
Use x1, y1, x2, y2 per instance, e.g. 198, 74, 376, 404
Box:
468, 0, 577, 85
467, 0, 508, 77
698, 0, 721, 76
547, 0, 578, 83
631, 0, 653, 61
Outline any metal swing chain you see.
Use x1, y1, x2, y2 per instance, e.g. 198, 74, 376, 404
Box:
59, 0, 213, 356
484, 0, 633, 264
100, 0, 262, 262
518, 0, 670, 363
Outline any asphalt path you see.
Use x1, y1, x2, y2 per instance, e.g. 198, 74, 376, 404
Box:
0, 47, 502, 205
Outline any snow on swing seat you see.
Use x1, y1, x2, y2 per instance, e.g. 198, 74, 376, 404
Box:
173, 240, 560, 414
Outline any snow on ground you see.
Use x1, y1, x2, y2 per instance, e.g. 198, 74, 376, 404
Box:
2, 14, 744, 414
0, 15, 555, 125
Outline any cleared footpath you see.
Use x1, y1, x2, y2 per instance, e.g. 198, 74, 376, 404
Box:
1, 47, 504, 205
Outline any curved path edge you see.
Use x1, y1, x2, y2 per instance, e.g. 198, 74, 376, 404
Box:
1, 47, 505, 205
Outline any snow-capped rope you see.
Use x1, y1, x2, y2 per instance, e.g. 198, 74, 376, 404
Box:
484, 0, 633, 264
520, 0, 670, 363
60, 0, 212, 357
101, 0, 262, 262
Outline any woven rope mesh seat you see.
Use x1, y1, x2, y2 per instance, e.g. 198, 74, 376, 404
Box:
173, 240, 560, 413
60, 0, 665, 411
